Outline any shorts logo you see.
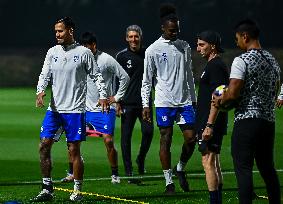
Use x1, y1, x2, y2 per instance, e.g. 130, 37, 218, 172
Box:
126, 60, 132, 69
40, 126, 44, 132
78, 128, 82, 135
162, 53, 168, 61
53, 57, 58, 62
73, 55, 79, 62
104, 125, 108, 130
162, 116, 167, 122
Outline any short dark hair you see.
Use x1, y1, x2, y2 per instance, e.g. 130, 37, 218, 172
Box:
234, 19, 260, 39
79, 31, 97, 45
160, 3, 178, 24
55, 16, 75, 30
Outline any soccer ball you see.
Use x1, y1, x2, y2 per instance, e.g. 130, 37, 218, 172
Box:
213, 85, 236, 111
213, 85, 228, 96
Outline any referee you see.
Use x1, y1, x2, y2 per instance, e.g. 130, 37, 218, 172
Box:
116, 25, 154, 182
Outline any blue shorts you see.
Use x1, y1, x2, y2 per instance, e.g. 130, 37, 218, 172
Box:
156, 105, 195, 127
40, 110, 86, 142
86, 109, 116, 135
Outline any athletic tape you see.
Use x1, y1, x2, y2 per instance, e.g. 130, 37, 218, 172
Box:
54, 187, 149, 204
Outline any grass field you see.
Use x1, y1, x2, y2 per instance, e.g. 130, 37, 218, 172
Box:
0, 88, 282, 203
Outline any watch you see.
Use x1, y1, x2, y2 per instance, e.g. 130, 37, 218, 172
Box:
206, 123, 214, 129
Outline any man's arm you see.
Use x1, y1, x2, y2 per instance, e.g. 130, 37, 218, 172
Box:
108, 57, 130, 104
202, 103, 219, 141
84, 50, 109, 112
186, 46, 197, 104
213, 78, 244, 109
276, 83, 283, 108
36, 49, 52, 107
141, 50, 154, 122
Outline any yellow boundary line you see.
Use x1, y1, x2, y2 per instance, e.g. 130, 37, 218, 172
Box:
54, 187, 149, 204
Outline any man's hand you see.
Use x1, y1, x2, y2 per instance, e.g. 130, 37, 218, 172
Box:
276, 99, 283, 109
142, 107, 151, 123
97, 99, 110, 113
115, 103, 123, 117
211, 93, 222, 109
36, 92, 46, 108
202, 126, 213, 141
108, 96, 116, 105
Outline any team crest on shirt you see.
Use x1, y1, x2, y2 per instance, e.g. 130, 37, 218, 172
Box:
53, 57, 58, 62
162, 53, 168, 61
73, 55, 79, 62
126, 60, 132, 69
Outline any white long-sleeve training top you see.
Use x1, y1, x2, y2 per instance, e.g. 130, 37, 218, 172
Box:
36, 43, 107, 113
278, 84, 283, 100
86, 50, 130, 112
141, 36, 196, 108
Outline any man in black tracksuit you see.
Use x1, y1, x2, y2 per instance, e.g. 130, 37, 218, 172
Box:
116, 25, 154, 182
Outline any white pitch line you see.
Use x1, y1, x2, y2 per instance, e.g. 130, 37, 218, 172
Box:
3, 169, 283, 185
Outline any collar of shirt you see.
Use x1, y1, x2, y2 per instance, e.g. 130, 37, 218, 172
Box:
93, 50, 102, 61
61, 42, 79, 51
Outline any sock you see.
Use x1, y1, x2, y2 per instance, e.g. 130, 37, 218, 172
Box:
163, 169, 173, 186
42, 178, 53, 192
177, 161, 186, 171
218, 183, 223, 204
42, 177, 52, 186
209, 190, 219, 204
68, 162, 73, 175
74, 179, 83, 191
111, 166, 119, 176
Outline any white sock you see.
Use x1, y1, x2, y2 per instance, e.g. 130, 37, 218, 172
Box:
163, 169, 173, 186
74, 179, 83, 191
42, 177, 52, 186
177, 161, 186, 171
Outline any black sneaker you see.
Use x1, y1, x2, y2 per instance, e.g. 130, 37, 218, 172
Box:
136, 157, 145, 175
174, 167, 189, 192
252, 191, 259, 200
164, 183, 175, 195
30, 189, 54, 202
128, 178, 142, 184
126, 173, 142, 184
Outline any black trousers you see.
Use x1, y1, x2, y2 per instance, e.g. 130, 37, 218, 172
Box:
121, 107, 154, 175
231, 118, 281, 204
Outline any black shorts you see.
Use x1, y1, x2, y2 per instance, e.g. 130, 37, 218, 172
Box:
197, 129, 225, 154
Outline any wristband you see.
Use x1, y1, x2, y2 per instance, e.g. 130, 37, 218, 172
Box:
206, 123, 214, 129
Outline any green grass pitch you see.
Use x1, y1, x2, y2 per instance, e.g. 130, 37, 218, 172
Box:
0, 88, 282, 203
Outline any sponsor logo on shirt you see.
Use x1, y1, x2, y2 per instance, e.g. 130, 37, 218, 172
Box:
73, 55, 79, 62
126, 60, 132, 69
162, 53, 168, 61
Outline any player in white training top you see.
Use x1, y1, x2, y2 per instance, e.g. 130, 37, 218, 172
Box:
141, 4, 196, 194
31, 17, 108, 202
61, 31, 130, 185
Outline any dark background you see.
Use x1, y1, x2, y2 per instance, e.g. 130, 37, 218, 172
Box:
1, 0, 283, 86
1, 0, 283, 49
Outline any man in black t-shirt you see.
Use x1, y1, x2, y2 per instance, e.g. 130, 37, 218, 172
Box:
116, 25, 154, 182
195, 30, 229, 204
